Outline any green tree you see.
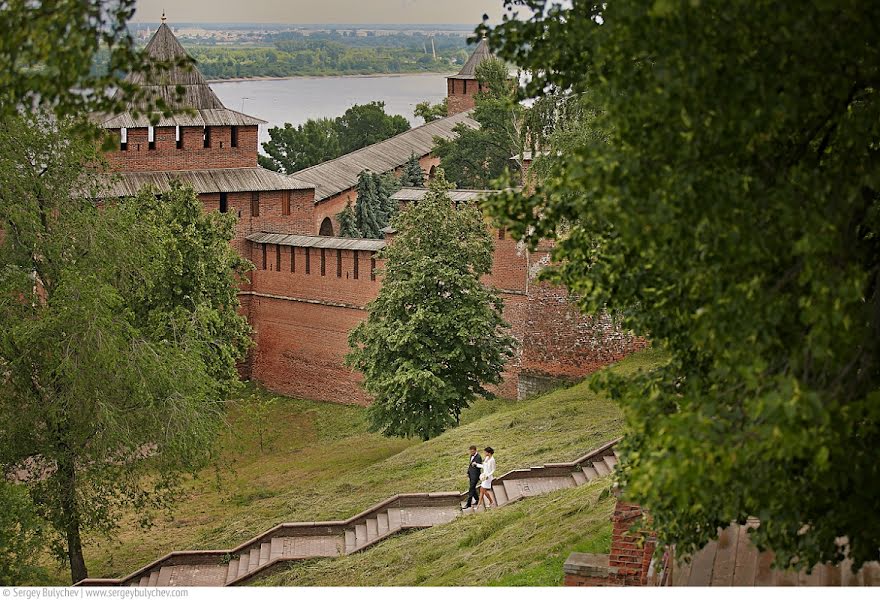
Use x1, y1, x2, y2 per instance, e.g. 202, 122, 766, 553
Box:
376, 171, 402, 225
399, 153, 426, 187
1, 1, 187, 124
0, 115, 251, 583
337, 200, 362, 238
347, 170, 515, 440
414, 98, 448, 123
487, 0, 880, 569
0, 481, 47, 585
336, 101, 411, 154
260, 117, 341, 174
261, 102, 412, 173
434, 58, 522, 188
353, 170, 383, 239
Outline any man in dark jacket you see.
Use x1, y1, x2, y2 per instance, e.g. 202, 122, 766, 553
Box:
464, 445, 482, 509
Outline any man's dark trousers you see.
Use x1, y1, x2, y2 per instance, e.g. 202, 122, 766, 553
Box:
466, 453, 482, 507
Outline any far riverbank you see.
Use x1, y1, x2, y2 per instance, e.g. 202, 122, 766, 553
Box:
207, 71, 456, 84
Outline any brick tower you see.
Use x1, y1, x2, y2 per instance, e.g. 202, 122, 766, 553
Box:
94, 20, 313, 257
446, 37, 495, 115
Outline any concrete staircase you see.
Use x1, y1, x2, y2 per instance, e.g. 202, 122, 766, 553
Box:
77, 438, 620, 587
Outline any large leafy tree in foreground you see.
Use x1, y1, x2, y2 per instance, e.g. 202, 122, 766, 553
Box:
347, 171, 515, 440
487, 0, 880, 568
0, 116, 251, 583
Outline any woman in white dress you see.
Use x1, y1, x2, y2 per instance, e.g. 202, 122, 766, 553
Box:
476, 447, 496, 509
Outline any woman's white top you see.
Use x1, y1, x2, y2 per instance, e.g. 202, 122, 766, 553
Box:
479, 456, 496, 481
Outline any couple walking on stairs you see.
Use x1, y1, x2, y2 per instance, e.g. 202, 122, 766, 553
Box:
464, 445, 496, 510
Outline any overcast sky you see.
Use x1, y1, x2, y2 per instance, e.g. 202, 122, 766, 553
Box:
133, 0, 516, 25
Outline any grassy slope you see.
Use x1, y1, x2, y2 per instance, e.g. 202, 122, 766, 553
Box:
63, 349, 659, 584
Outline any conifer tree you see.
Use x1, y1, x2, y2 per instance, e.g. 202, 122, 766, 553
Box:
337, 201, 362, 238
346, 170, 515, 440
354, 170, 382, 238
376, 172, 402, 227
398, 154, 425, 187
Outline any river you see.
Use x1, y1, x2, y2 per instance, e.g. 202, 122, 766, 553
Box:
211, 73, 451, 147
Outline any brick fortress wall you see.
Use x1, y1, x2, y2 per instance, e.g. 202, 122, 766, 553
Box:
105, 125, 259, 172
102, 122, 646, 406
234, 192, 646, 404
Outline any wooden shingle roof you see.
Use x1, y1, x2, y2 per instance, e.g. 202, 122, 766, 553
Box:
246, 232, 385, 252
390, 187, 501, 203
450, 38, 495, 80
294, 111, 478, 202
92, 168, 311, 198
97, 23, 264, 129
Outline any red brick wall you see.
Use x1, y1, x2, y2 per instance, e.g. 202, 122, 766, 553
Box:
246, 295, 371, 405
105, 125, 259, 171
610, 501, 656, 586
519, 248, 648, 389
447, 78, 479, 115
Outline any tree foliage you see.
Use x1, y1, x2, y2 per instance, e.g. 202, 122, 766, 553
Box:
0, 481, 47, 585
354, 171, 383, 239
487, 0, 880, 569
414, 98, 448, 123
261, 102, 411, 174
0, 1, 186, 123
434, 58, 522, 188
259, 117, 341, 173
347, 171, 515, 440
341, 170, 402, 239
338, 201, 362, 238
0, 115, 252, 583
335, 101, 411, 154
399, 153, 426, 187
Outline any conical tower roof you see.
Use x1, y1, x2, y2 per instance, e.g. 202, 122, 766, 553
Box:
451, 37, 495, 80
99, 21, 264, 129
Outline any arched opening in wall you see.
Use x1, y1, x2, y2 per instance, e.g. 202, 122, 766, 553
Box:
428, 165, 437, 180
319, 217, 334, 237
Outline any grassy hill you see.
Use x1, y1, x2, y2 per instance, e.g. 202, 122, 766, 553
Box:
45, 349, 660, 584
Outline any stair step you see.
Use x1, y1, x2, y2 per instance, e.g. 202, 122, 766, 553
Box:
377, 511, 389, 535
259, 542, 271, 566
270, 537, 283, 561
354, 523, 368, 548
387, 508, 402, 530
492, 483, 508, 505
366, 518, 378, 542
603, 455, 617, 472
582, 465, 599, 480
148, 570, 159, 586
502, 480, 523, 503
138, 575, 149, 586
248, 547, 260, 573
156, 566, 173, 587
593, 459, 611, 477
344, 529, 357, 553
236, 552, 250, 579
571, 470, 587, 485
225, 559, 240, 585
